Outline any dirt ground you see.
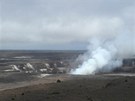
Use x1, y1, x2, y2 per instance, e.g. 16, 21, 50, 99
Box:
0, 74, 135, 101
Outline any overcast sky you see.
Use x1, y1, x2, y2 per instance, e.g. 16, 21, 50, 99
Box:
0, 0, 135, 50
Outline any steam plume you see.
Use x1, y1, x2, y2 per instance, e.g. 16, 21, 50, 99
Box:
71, 33, 135, 75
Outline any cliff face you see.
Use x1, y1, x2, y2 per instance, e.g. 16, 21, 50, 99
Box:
123, 58, 135, 67
112, 58, 135, 73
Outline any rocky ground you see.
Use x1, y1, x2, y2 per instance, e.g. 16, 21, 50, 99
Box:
0, 74, 135, 101
0, 50, 135, 101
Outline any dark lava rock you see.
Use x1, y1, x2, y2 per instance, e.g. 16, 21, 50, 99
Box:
21, 93, 24, 95
125, 79, 128, 82
57, 79, 61, 83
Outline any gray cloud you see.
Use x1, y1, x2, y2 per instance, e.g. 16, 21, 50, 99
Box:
0, 0, 135, 49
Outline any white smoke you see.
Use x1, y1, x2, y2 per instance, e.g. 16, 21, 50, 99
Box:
71, 32, 135, 75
